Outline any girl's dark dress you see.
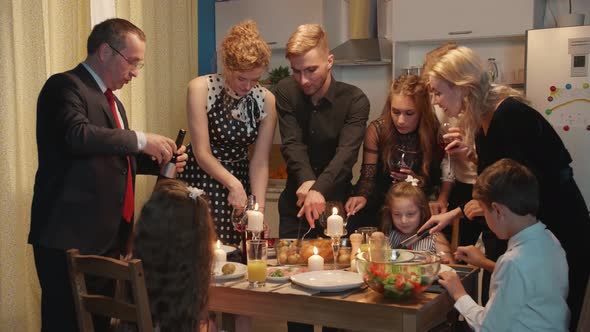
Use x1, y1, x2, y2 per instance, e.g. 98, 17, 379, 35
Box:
476, 97, 589, 326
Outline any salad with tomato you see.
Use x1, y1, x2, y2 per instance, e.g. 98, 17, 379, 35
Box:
364, 261, 432, 300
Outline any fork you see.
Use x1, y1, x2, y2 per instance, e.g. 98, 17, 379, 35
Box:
297, 225, 313, 251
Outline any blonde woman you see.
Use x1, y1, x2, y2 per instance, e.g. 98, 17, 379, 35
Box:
179, 20, 277, 246
420, 45, 589, 330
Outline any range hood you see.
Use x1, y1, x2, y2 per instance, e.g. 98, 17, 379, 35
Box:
331, 0, 392, 65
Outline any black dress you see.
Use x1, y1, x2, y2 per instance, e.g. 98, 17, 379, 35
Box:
178, 74, 268, 245
476, 97, 590, 327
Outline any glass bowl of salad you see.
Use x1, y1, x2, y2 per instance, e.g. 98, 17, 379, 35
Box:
355, 249, 441, 301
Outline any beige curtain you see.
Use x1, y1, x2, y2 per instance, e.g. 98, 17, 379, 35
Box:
0, 1, 197, 330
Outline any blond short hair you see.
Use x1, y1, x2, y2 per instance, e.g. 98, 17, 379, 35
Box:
221, 20, 271, 72
285, 24, 329, 58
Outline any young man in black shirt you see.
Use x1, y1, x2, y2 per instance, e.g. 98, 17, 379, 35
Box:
275, 24, 370, 240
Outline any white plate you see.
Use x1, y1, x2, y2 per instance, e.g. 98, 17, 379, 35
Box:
221, 244, 238, 254
213, 262, 247, 281
267, 266, 308, 282
290, 270, 363, 292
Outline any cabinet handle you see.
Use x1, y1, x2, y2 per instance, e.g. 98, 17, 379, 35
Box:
267, 41, 277, 45
448, 30, 472, 35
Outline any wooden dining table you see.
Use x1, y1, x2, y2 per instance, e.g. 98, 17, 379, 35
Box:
209, 264, 479, 332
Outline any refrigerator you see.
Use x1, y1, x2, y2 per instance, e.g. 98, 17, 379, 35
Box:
526, 25, 590, 208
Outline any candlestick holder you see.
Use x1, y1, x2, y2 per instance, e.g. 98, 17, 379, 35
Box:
319, 201, 347, 267
324, 229, 347, 268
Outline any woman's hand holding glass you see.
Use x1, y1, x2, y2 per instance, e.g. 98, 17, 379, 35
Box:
227, 183, 248, 209
388, 151, 416, 183
442, 127, 469, 158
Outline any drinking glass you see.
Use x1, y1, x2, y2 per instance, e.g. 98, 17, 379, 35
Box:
356, 226, 378, 252
246, 239, 267, 288
231, 195, 256, 232
388, 148, 417, 182
438, 123, 454, 180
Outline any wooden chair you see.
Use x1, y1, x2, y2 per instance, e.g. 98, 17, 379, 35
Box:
66, 249, 154, 332
577, 276, 590, 332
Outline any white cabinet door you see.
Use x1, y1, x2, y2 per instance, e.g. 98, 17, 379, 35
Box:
215, 0, 323, 49
392, 0, 545, 42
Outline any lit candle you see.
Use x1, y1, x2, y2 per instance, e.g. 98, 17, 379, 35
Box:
308, 246, 324, 271
326, 207, 343, 235
246, 203, 264, 232
214, 240, 226, 265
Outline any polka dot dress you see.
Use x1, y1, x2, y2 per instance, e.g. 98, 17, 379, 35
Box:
178, 74, 268, 245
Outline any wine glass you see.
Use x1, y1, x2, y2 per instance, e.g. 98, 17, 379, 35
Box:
231, 195, 256, 233
387, 148, 416, 183
319, 201, 347, 267
438, 123, 454, 180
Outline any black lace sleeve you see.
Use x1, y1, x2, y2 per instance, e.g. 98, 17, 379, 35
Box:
355, 163, 378, 198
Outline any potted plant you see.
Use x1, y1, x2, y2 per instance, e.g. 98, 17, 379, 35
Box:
262, 66, 290, 92
556, 0, 585, 27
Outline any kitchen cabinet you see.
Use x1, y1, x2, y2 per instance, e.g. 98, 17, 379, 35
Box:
390, 0, 547, 83
392, 0, 546, 42
215, 0, 323, 50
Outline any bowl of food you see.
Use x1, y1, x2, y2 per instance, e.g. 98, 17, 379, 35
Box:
355, 249, 440, 301
275, 238, 350, 265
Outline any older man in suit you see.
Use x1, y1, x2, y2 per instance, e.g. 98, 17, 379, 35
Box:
29, 18, 186, 332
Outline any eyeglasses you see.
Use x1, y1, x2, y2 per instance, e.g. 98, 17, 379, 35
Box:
108, 44, 144, 70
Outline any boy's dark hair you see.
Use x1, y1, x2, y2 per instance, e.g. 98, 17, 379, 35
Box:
133, 179, 215, 331
87, 18, 145, 55
473, 158, 539, 216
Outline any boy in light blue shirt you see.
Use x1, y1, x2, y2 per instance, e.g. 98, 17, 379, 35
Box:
436, 159, 570, 331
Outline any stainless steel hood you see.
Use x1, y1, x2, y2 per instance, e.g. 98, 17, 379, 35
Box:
331, 0, 392, 65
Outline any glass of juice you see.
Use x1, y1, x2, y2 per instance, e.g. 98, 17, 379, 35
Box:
246, 239, 268, 288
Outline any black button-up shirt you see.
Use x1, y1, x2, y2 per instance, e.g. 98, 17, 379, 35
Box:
275, 76, 370, 200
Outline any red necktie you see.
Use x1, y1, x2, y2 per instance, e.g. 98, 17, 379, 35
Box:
105, 89, 134, 223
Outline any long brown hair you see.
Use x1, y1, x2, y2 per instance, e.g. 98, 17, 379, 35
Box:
134, 179, 216, 331
381, 182, 431, 234
380, 75, 439, 180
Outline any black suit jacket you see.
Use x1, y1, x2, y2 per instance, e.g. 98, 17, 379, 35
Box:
29, 64, 158, 254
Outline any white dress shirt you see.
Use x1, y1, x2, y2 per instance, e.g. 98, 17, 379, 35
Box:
81, 62, 146, 150
454, 222, 570, 331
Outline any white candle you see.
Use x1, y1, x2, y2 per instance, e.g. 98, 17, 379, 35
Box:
308, 246, 324, 271
214, 240, 226, 265
326, 207, 343, 235
246, 203, 264, 232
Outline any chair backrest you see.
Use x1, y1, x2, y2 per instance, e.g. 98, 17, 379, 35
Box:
67, 249, 154, 332
577, 275, 590, 332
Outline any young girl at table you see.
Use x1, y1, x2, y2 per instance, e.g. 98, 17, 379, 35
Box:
132, 179, 216, 332
382, 180, 454, 263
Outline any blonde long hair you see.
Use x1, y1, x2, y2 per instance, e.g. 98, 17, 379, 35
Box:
428, 46, 526, 148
